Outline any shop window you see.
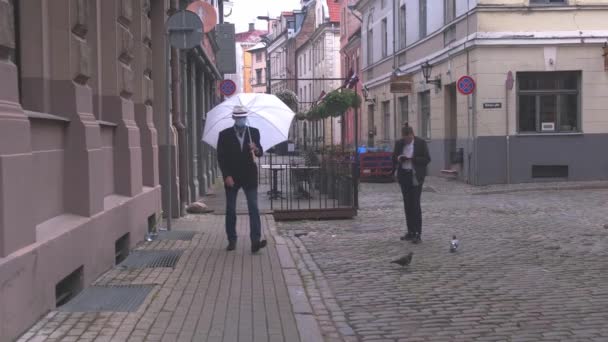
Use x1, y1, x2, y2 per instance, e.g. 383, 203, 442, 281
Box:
399, 96, 409, 126
419, 91, 431, 139
382, 100, 390, 141
517, 71, 580, 133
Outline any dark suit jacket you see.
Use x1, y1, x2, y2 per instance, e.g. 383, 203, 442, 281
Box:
392, 137, 431, 184
217, 127, 263, 188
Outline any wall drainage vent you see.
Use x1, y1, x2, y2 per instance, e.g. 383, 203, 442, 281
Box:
118, 250, 183, 269
57, 285, 154, 312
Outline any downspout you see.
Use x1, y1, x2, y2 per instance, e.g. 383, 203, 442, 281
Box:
392, 0, 398, 142
465, 0, 472, 184
505, 79, 510, 184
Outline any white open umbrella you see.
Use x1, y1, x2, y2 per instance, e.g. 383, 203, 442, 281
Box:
202, 93, 295, 151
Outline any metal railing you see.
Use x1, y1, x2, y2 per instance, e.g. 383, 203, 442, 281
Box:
256, 148, 357, 220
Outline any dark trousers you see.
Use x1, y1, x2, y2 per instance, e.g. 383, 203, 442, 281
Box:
398, 169, 423, 235
225, 185, 261, 242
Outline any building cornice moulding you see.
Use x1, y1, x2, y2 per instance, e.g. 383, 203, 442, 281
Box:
362, 30, 608, 89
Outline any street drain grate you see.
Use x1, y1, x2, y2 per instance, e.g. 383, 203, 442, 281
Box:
156, 230, 196, 241
118, 250, 183, 269
57, 285, 154, 312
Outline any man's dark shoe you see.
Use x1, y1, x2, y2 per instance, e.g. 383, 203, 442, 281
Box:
400, 232, 414, 241
251, 240, 261, 253
412, 234, 422, 244
259, 239, 267, 249
226, 240, 237, 251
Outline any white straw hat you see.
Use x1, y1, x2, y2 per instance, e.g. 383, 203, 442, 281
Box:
232, 105, 248, 117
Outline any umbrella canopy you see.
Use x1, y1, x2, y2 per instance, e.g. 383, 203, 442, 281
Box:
202, 93, 295, 151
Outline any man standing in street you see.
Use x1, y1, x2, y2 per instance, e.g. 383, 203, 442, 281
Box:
392, 123, 431, 244
217, 106, 266, 253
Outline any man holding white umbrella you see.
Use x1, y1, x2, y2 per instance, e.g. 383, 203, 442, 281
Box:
217, 105, 265, 253
204, 93, 296, 253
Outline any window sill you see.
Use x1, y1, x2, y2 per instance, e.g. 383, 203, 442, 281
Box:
25, 110, 71, 123
98, 120, 118, 127
515, 132, 583, 137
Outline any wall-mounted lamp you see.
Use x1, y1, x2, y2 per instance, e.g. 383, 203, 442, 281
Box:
421, 61, 442, 89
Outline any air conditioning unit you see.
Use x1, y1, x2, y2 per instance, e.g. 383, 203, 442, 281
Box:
287, 28, 296, 38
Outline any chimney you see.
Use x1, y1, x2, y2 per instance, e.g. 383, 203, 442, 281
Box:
249, 23, 255, 31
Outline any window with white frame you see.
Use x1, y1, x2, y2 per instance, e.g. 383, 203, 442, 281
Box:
444, 0, 456, 23
419, 0, 427, 39
367, 14, 373, 66
517, 71, 580, 133
381, 18, 388, 57
399, 5, 406, 49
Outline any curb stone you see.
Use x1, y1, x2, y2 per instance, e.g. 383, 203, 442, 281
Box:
265, 216, 324, 342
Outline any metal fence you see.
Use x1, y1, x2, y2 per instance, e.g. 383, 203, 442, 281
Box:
257, 149, 357, 221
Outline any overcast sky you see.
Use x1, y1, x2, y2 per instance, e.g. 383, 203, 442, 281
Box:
226, 0, 302, 32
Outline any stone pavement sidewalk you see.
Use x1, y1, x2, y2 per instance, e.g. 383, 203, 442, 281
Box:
17, 214, 324, 342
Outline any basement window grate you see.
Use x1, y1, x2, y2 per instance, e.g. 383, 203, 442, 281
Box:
532, 165, 568, 178
115, 233, 130, 265
156, 230, 196, 241
55, 266, 84, 308
57, 285, 154, 312
118, 250, 183, 269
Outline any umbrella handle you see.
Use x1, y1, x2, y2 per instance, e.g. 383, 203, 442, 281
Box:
247, 125, 257, 162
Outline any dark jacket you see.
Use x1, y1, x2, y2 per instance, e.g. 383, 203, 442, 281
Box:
392, 137, 431, 184
217, 127, 263, 188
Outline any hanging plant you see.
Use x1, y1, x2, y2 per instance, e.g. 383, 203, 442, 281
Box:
274, 90, 299, 112
344, 89, 362, 109
322, 90, 351, 117
306, 103, 327, 121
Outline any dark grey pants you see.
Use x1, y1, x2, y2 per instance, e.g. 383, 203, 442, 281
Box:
398, 169, 423, 235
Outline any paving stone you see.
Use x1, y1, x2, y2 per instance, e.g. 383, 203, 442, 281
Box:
277, 180, 608, 341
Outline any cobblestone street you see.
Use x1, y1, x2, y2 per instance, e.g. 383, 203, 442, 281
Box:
278, 178, 608, 341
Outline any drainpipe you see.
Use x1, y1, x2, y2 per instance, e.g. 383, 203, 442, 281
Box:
505, 77, 511, 184
465, 0, 472, 184
392, 0, 398, 143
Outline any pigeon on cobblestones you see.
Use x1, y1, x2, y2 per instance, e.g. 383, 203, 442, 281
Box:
391, 252, 413, 267
450, 235, 459, 252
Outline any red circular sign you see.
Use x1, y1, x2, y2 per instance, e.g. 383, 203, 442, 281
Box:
457, 76, 476, 95
219, 79, 237, 96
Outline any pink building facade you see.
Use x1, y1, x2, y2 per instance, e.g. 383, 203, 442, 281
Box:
0, 1, 224, 340
339, 0, 362, 149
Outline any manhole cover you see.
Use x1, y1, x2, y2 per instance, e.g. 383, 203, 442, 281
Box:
119, 250, 183, 269
157, 230, 196, 241
58, 285, 154, 312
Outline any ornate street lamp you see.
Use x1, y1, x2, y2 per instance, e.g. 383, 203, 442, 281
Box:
421, 61, 441, 89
